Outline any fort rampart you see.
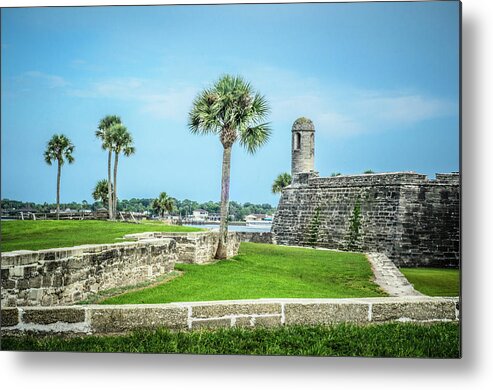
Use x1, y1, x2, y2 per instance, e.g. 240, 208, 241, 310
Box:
272, 172, 460, 267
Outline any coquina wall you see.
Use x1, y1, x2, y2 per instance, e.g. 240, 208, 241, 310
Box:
124, 231, 240, 264
237, 232, 273, 244
272, 172, 460, 267
1, 238, 177, 307
1, 297, 459, 336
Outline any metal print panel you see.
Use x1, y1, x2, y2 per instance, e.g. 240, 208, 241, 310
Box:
1, 0, 461, 358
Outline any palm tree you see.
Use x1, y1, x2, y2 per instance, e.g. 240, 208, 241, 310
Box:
109, 123, 135, 218
272, 172, 292, 194
188, 75, 271, 259
92, 179, 109, 208
96, 115, 121, 220
43, 134, 75, 219
152, 192, 175, 218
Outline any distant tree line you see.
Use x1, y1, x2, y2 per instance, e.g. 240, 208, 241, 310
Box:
0, 198, 276, 221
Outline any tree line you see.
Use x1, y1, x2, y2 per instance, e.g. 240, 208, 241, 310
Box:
0, 197, 276, 221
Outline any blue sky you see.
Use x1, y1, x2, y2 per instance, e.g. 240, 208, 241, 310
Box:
1, 1, 460, 205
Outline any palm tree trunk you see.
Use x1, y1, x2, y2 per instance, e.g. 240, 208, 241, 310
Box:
107, 149, 113, 220
216, 145, 232, 259
113, 152, 119, 220
56, 160, 61, 220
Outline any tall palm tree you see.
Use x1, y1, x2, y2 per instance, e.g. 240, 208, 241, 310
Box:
272, 172, 292, 194
96, 115, 121, 220
92, 179, 109, 208
152, 192, 175, 218
109, 123, 135, 218
43, 134, 75, 220
188, 75, 271, 259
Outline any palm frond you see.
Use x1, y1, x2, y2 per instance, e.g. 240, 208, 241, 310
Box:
43, 133, 75, 166
239, 123, 272, 154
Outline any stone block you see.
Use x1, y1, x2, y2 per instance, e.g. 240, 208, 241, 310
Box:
11, 267, 24, 278
1, 279, 16, 289
254, 315, 282, 328
371, 300, 457, 322
28, 289, 42, 301
191, 318, 232, 330
192, 303, 281, 319
23, 308, 86, 324
233, 317, 253, 327
1, 308, 19, 327
90, 306, 188, 333
284, 303, 369, 325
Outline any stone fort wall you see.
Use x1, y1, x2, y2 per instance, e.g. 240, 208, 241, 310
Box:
1, 231, 242, 308
272, 172, 460, 267
1, 239, 177, 308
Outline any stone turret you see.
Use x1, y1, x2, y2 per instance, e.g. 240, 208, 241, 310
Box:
291, 117, 318, 184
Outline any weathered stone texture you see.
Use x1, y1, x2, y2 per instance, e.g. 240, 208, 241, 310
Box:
284, 303, 369, 325
90, 306, 188, 333
1, 298, 459, 336
254, 315, 282, 327
1, 308, 19, 327
1, 239, 177, 307
237, 232, 273, 244
191, 318, 232, 330
23, 307, 85, 324
126, 231, 240, 264
272, 172, 460, 267
192, 303, 281, 318
371, 300, 457, 322
233, 317, 253, 327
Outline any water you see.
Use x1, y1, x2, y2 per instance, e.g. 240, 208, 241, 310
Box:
185, 224, 272, 233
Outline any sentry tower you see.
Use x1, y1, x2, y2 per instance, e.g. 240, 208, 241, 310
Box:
291, 117, 316, 182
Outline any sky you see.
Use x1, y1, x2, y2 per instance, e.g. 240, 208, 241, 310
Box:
1, 1, 460, 206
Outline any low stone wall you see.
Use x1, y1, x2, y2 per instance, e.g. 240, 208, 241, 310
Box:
124, 231, 240, 264
1, 238, 177, 308
237, 232, 273, 244
1, 297, 459, 336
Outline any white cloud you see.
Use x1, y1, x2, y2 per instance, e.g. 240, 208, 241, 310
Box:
17, 64, 456, 131
245, 66, 457, 137
68, 77, 197, 121
234, 64, 457, 137
355, 93, 456, 124
22, 71, 69, 88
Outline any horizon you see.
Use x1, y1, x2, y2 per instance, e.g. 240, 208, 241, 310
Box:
1, 1, 460, 205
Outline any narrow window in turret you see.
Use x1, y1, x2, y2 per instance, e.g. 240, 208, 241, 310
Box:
294, 132, 301, 150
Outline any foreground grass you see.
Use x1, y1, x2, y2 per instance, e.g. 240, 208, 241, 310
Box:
1, 220, 202, 252
401, 268, 460, 296
1, 323, 460, 357
101, 243, 386, 304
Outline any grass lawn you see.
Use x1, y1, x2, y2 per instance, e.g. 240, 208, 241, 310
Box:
401, 268, 460, 296
1, 322, 460, 357
100, 242, 386, 304
0, 220, 202, 252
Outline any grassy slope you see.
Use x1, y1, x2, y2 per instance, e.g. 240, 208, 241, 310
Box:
101, 243, 386, 304
1, 323, 460, 358
401, 268, 460, 296
0, 220, 202, 252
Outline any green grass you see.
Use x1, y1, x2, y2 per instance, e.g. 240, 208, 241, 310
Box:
401, 268, 460, 296
0, 220, 202, 252
100, 243, 386, 304
1, 323, 460, 357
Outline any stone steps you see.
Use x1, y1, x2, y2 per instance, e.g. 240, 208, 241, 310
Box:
366, 252, 424, 297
